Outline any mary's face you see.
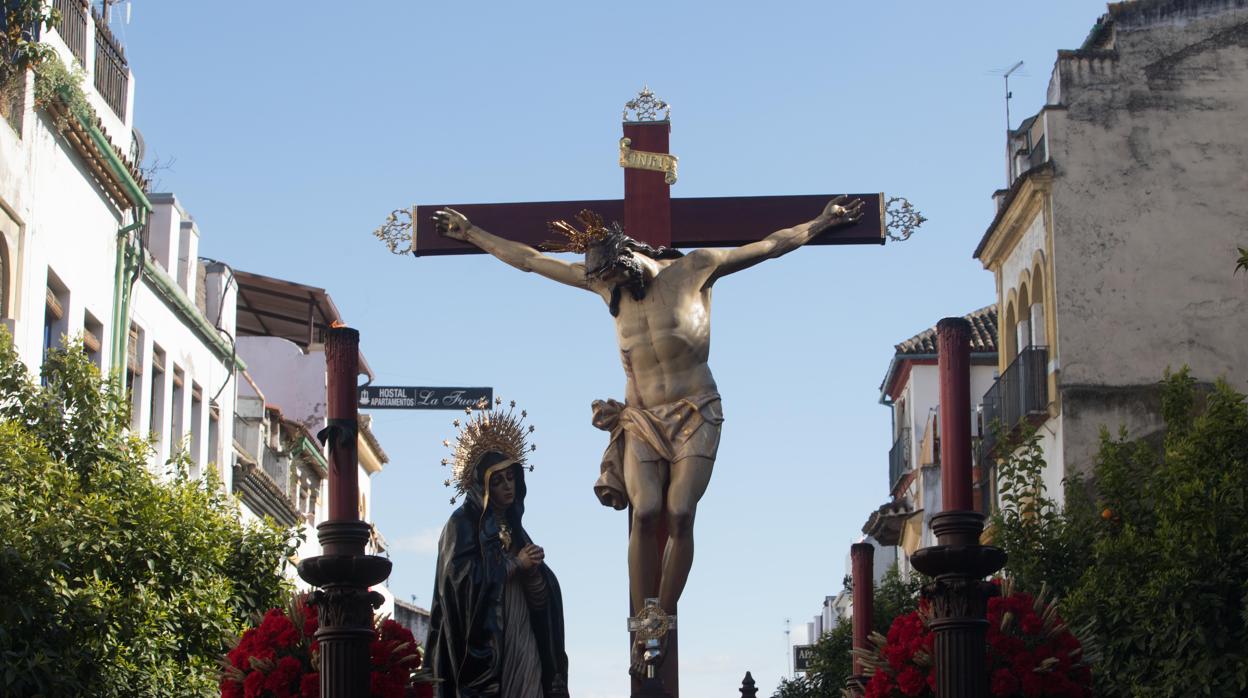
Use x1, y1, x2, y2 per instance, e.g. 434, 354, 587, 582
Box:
488, 467, 516, 509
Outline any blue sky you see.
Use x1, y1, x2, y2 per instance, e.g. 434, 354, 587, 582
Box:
114, 2, 1107, 695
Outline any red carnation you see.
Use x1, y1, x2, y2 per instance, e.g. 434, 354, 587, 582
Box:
302, 603, 320, 638
990, 668, 1019, 696
897, 665, 926, 696
242, 669, 266, 698
864, 670, 894, 698
300, 672, 319, 698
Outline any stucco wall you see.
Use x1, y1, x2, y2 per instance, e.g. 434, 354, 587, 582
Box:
129, 272, 237, 483
237, 336, 328, 431
1049, 6, 1248, 392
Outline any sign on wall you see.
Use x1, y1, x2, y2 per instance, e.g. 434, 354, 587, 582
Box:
794, 644, 816, 672
358, 386, 493, 410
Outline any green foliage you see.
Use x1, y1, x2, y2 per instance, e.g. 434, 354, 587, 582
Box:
990, 427, 1096, 600
991, 369, 1248, 697
1, 0, 59, 87
0, 329, 298, 697
1063, 369, 1248, 697
775, 565, 923, 698
1236, 246, 1248, 275
32, 52, 94, 127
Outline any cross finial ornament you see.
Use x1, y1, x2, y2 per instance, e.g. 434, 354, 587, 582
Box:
624, 86, 671, 122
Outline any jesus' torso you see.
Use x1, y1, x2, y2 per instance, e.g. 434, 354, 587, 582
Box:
591, 256, 719, 409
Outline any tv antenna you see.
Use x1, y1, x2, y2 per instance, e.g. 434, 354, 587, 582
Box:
1002, 60, 1025, 133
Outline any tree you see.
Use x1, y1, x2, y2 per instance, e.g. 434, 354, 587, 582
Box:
1064, 370, 1248, 697
990, 426, 1096, 601
991, 369, 1248, 697
0, 330, 298, 697
775, 565, 923, 697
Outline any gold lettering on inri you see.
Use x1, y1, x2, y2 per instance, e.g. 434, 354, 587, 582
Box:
619, 137, 679, 185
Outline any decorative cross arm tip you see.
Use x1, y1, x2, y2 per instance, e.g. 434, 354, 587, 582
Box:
374, 207, 415, 255
885, 197, 926, 242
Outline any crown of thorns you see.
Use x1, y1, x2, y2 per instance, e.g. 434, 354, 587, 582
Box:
541, 209, 620, 254
441, 397, 537, 505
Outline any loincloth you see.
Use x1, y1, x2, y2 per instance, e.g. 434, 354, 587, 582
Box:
590, 393, 724, 510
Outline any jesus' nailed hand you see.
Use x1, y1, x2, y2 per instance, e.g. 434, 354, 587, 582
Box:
430, 196, 862, 623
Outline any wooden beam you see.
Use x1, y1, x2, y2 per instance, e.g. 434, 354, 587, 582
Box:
412, 193, 884, 257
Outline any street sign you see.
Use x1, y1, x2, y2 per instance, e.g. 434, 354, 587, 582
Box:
358, 386, 493, 410
794, 644, 816, 673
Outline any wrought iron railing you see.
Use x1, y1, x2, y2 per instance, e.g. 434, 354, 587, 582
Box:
53, 0, 88, 67
978, 345, 1049, 461
889, 427, 911, 492
91, 5, 127, 119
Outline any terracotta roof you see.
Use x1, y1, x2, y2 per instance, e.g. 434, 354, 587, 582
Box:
895, 305, 998, 355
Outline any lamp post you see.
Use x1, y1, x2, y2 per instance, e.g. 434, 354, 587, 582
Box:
297, 327, 392, 697
846, 542, 875, 696
910, 318, 1006, 697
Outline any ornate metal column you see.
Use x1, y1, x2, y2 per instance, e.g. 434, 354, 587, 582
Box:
846, 542, 875, 695
297, 327, 392, 697
910, 318, 1006, 698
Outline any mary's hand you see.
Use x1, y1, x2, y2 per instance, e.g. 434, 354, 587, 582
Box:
517, 544, 545, 571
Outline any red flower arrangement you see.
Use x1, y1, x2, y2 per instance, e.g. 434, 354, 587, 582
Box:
221, 594, 434, 698
856, 579, 1092, 698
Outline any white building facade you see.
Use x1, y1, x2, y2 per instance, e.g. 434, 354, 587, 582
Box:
0, 5, 395, 614
867, 306, 998, 579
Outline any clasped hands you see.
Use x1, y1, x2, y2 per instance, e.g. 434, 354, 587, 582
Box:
516, 543, 545, 571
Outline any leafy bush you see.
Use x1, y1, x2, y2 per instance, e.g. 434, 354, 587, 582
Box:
991, 369, 1248, 697
0, 330, 298, 696
1063, 370, 1248, 697
32, 52, 94, 128
990, 426, 1096, 601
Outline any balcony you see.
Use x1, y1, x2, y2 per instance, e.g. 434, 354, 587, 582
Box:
90, 5, 128, 119
53, 0, 89, 67
889, 427, 911, 493
979, 345, 1049, 461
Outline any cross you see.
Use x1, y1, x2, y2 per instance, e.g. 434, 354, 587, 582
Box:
391, 88, 916, 697
404, 88, 907, 256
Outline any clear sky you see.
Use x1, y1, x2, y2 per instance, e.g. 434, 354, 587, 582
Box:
114, 2, 1107, 695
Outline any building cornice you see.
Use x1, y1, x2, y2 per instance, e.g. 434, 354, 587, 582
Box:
974, 162, 1055, 267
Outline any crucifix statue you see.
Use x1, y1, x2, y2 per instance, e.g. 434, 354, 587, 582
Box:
380, 87, 920, 696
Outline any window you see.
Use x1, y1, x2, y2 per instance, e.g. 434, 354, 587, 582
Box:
43, 271, 69, 363
126, 324, 144, 430
170, 365, 185, 463
83, 311, 103, 369
149, 344, 166, 457
207, 401, 221, 471
190, 382, 203, 478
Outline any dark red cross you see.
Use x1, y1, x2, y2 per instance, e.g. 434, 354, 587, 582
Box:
411, 120, 885, 255
413, 116, 886, 698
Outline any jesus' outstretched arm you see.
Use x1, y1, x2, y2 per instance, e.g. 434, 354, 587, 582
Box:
690, 196, 865, 285
432, 208, 590, 290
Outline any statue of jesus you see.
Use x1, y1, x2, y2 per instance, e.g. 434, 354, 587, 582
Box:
432, 196, 863, 654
